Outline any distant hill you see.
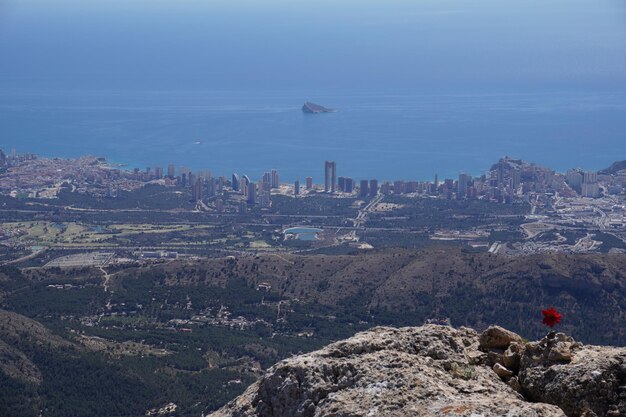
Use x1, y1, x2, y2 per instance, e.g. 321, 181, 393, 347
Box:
112, 248, 626, 345
600, 160, 626, 175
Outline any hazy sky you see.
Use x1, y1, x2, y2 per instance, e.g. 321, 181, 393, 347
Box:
1, 0, 625, 91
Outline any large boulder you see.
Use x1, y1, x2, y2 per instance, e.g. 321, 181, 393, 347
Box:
518, 333, 626, 417
210, 325, 564, 417
211, 325, 626, 417
479, 325, 525, 350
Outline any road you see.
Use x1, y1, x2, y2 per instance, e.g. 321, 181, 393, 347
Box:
346, 194, 384, 241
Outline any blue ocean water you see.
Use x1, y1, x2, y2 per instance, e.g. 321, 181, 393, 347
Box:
1, 89, 625, 182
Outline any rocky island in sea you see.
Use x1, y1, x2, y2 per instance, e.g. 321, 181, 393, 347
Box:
302, 102, 336, 113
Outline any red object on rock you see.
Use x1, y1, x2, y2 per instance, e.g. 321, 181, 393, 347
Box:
542, 307, 562, 328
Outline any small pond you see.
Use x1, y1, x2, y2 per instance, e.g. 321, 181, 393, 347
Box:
283, 227, 323, 241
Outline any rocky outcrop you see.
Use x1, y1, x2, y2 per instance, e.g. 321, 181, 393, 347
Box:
211, 325, 626, 417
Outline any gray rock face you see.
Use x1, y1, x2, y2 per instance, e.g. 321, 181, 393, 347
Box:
479, 325, 525, 350
519, 334, 626, 417
210, 325, 564, 417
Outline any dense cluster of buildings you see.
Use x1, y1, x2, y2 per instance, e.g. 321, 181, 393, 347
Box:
0, 151, 148, 198
2, 148, 625, 211
307, 157, 626, 203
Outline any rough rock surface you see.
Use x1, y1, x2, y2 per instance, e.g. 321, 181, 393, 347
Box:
479, 325, 525, 350
210, 325, 564, 417
211, 325, 626, 417
519, 334, 626, 417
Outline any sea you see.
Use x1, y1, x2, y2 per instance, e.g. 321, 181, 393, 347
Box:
1, 89, 625, 182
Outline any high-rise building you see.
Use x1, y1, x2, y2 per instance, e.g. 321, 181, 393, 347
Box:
511, 169, 521, 190
192, 178, 203, 201
582, 182, 600, 198
294, 180, 300, 196
359, 180, 369, 198
167, 164, 176, 179
338, 177, 346, 192
206, 179, 216, 197
260, 191, 271, 208
369, 179, 378, 197
306, 177, 313, 190
232, 173, 241, 192
583, 171, 598, 184
155, 166, 164, 179
580, 171, 599, 197
247, 182, 257, 204
405, 181, 419, 193
188, 173, 196, 188
241, 175, 250, 197
324, 161, 336, 193
458, 173, 469, 199
566, 170, 583, 188
271, 169, 279, 189
497, 164, 506, 186
344, 178, 354, 193
393, 181, 405, 194
262, 172, 272, 192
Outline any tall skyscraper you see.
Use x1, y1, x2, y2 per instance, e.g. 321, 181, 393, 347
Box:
294, 180, 300, 196
324, 161, 336, 193
155, 166, 164, 179
369, 179, 378, 197
306, 177, 313, 190
247, 182, 257, 204
206, 178, 216, 197
192, 178, 203, 201
344, 178, 354, 193
232, 173, 241, 192
458, 173, 469, 199
241, 175, 250, 197
271, 169, 279, 189
497, 164, 506, 186
359, 180, 369, 198
263, 172, 272, 192
338, 177, 346, 192
167, 164, 175, 179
